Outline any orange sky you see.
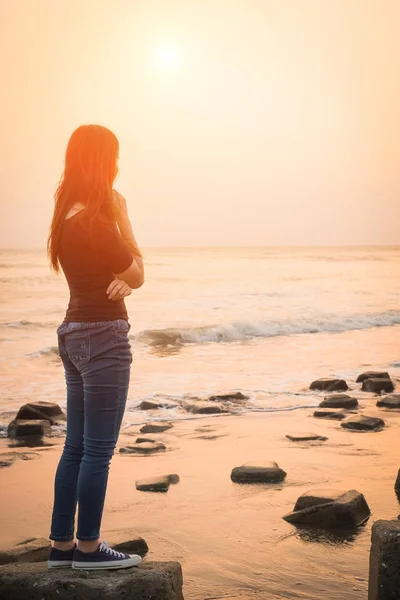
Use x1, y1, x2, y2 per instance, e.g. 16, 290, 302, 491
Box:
1, 0, 399, 247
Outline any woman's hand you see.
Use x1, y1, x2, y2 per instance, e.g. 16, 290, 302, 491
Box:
106, 278, 132, 301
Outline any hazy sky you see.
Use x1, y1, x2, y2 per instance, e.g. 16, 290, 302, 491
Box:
1, 0, 399, 248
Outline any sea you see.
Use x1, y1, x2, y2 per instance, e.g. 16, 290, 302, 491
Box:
1, 246, 399, 433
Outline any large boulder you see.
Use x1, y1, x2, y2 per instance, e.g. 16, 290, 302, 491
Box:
341, 416, 385, 432
357, 371, 390, 383
140, 423, 173, 434
231, 462, 286, 483
119, 442, 166, 455
16, 405, 56, 425
0, 539, 50, 565
310, 378, 348, 392
7, 420, 52, 439
184, 401, 226, 414
0, 561, 184, 600
377, 395, 400, 409
313, 409, 346, 420
368, 520, 400, 600
319, 394, 358, 409
286, 433, 328, 442
283, 489, 370, 529
361, 378, 395, 394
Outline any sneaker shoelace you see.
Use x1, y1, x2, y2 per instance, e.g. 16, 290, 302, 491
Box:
99, 541, 126, 559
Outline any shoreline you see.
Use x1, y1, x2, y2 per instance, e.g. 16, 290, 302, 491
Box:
1, 401, 400, 599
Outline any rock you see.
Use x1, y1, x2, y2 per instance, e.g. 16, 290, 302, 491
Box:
356, 371, 390, 383
0, 538, 51, 565
283, 489, 370, 529
7, 420, 52, 439
320, 394, 358, 409
167, 473, 180, 484
140, 423, 173, 434
119, 442, 166, 455
136, 476, 170, 492
139, 401, 162, 410
377, 395, 400, 409
0, 452, 38, 468
293, 489, 347, 512
310, 378, 348, 392
209, 392, 249, 402
361, 378, 395, 394
16, 405, 56, 425
394, 469, 400, 494
368, 520, 400, 600
0, 561, 184, 600
184, 401, 226, 414
22, 402, 64, 419
135, 437, 156, 444
313, 409, 347, 420
231, 461, 287, 484
286, 433, 328, 442
113, 537, 149, 557
341, 416, 385, 432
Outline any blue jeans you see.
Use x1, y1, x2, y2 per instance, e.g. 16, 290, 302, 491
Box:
50, 319, 132, 542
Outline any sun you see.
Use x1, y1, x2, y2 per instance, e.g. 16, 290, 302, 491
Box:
157, 46, 182, 69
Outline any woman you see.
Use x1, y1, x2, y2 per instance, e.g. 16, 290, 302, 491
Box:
47, 125, 144, 570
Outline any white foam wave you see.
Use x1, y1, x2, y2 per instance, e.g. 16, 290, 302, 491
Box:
136, 310, 400, 347
1, 320, 56, 329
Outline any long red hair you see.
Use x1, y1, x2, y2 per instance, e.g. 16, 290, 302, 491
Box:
48, 125, 139, 273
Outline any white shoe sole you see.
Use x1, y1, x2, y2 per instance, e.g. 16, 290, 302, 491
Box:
47, 560, 73, 569
72, 555, 142, 570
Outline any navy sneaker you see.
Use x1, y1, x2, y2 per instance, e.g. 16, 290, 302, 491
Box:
72, 541, 142, 570
47, 544, 76, 569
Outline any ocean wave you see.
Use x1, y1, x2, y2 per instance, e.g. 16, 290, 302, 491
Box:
0, 320, 56, 329
136, 310, 400, 347
27, 346, 59, 358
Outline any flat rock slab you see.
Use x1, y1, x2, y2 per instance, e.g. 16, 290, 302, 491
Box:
377, 395, 400, 409
7, 420, 52, 439
293, 489, 347, 512
119, 442, 166, 455
313, 409, 346, 420
368, 520, 400, 600
0, 561, 184, 600
0, 538, 50, 565
184, 401, 226, 414
231, 462, 287, 483
286, 433, 328, 442
320, 394, 358, 409
136, 476, 170, 492
283, 489, 370, 529
356, 371, 390, 383
140, 423, 173, 434
310, 378, 348, 392
341, 416, 385, 432
135, 437, 156, 444
361, 378, 395, 394
208, 392, 249, 402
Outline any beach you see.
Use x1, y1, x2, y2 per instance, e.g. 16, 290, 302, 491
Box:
1, 398, 400, 599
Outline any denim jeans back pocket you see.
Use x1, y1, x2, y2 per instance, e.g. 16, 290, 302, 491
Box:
64, 330, 90, 367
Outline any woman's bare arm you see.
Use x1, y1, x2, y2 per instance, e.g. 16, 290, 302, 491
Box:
113, 190, 144, 289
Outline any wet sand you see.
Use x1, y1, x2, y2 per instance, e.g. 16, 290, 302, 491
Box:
1, 402, 400, 600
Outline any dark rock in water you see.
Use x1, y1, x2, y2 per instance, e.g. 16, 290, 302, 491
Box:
341, 416, 385, 432
135, 437, 156, 444
368, 520, 400, 600
136, 476, 170, 492
184, 401, 226, 414
395, 469, 400, 494
231, 461, 286, 483
0, 561, 184, 600
140, 423, 173, 434
356, 371, 390, 383
283, 489, 370, 529
361, 378, 394, 394
286, 433, 328, 442
320, 394, 358, 409
25, 402, 64, 419
139, 401, 162, 410
120, 442, 166, 455
313, 409, 347, 420
16, 405, 56, 425
209, 392, 249, 402
310, 378, 348, 392
377, 395, 400, 409
113, 537, 149, 557
7, 420, 52, 439
0, 538, 50, 565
